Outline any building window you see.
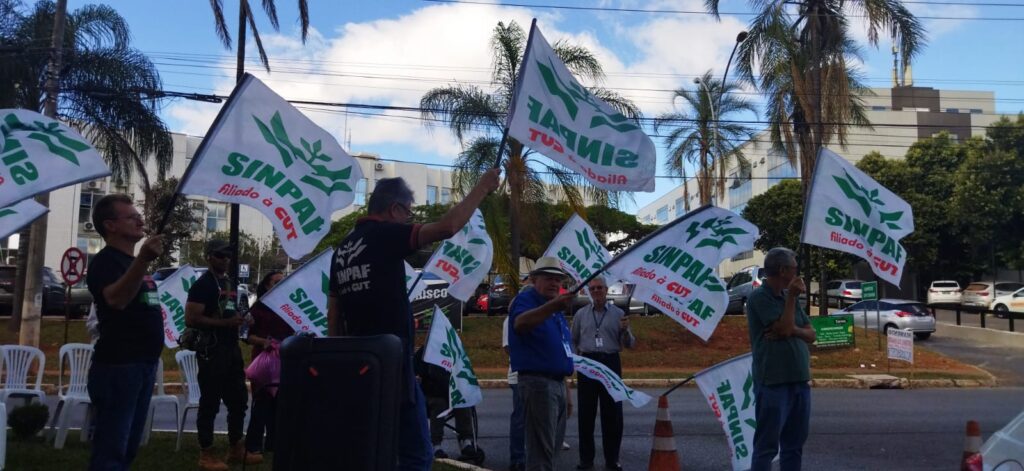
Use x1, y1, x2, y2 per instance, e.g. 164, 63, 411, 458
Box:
441, 187, 452, 205
767, 153, 798, 188
656, 206, 668, 223
206, 202, 228, 233
728, 170, 752, 212
77, 235, 104, 266
188, 200, 205, 233
79, 192, 102, 224
946, 108, 959, 114
871, 106, 887, 111
675, 197, 686, 217
731, 250, 753, 262
970, 109, 983, 114
426, 185, 438, 205
355, 178, 368, 206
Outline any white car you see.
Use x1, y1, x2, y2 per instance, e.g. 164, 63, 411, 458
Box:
826, 280, 863, 307
962, 281, 1024, 309
926, 280, 961, 306
991, 287, 1024, 318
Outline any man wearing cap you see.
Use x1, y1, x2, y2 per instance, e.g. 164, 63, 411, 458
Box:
508, 256, 576, 471
185, 239, 254, 470
327, 169, 500, 471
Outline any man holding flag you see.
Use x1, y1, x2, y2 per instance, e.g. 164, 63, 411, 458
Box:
745, 247, 815, 471
327, 169, 499, 471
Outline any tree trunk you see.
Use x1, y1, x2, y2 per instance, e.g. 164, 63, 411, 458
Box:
18, 0, 68, 346
228, 2, 247, 293
809, 4, 828, 317
8, 225, 30, 332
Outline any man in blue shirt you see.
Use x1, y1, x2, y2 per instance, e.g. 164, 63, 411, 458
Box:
745, 247, 815, 471
509, 256, 575, 471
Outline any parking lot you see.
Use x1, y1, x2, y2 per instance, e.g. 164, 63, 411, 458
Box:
931, 306, 1021, 332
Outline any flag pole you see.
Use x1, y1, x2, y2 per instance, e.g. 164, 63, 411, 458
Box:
155, 75, 252, 234
570, 205, 714, 295
492, 18, 538, 170
661, 375, 695, 397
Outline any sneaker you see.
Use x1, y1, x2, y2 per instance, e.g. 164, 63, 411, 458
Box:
198, 447, 229, 471
459, 445, 486, 465
434, 448, 449, 459
562, 441, 571, 450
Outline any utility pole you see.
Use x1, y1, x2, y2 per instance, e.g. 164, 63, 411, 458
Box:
227, 2, 247, 296
17, 0, 68, 346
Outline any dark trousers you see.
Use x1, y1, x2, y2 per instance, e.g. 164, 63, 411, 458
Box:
87, 361, 157, 471
577, 352, 624, 467
197, 346, 248, 448
426, 395, 475, 445
245, 390, 276, 453
509, 382, 526, 465
752, 382, 811, 471
397, 382, 433, 471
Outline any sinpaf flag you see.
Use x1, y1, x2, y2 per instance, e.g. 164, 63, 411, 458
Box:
423, 305, 481, 415
405, 261, 427, 301
694, 353, 756, 471
0, 199, 48, 240
542, 213, 611, 285
179, 75, 364, 258
572, 354, 651, 408
423, 209, 492, 302
801, 148, 914, 286
261, 249, 333, 337
506, 22, 656, 192
157, 266, 198, 349
0, 109, 110, 208
606, 206, 758, 341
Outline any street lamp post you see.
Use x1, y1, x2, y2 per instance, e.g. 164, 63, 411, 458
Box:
693, 31, 748, 204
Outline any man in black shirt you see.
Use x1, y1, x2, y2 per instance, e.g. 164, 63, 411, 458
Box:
328, 168, 499, 471
85, 194, 165, 471
185, 239, 253, 470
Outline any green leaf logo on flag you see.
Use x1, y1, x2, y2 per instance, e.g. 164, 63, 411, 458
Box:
535, 58, 639, 133
252, 112, 354, 196
833, 170, 905, 230
0, 208, 14, 218
685, 215, 750, 249
2, 113, 92, 166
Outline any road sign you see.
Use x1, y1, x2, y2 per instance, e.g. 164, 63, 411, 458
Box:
862, 281, 878, 301
811, 314, 855, 348
887, 327, 914, 363
60, 247, 86, 286
239, 264, 250, 279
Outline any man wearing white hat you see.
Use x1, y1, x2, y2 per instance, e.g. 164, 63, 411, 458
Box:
508, 256, 576, 471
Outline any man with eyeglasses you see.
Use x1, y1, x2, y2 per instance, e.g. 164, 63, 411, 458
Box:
85, 194, 165, 471
328, 169, 500, 471
745, 247, 816, 471
570, 276, 634, 471
185, 239, 254, 470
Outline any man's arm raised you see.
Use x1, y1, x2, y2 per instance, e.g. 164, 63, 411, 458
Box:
417, 168, 500, 246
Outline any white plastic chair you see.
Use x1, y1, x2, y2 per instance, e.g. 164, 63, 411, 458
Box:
174, 350, 201, 451
142, 358, 180, 446
0, 346, 46, 407
49, 343, 93, 449
0, 402, 6, 470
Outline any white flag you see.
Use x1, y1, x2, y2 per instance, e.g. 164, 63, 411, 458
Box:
542, 213, 611, 285
156, 266, 198, 349
0, 109, 110, 208
423, 305, 481, 415
694, 353, 757, 471
422, 209, 492, 301
405, 261, 427, 302
572, 354, 651, 408
179, 75, 364, 259
0, 199, 48, 240
506, 23, 656, 192
606, 206, 758, 341
801, 148, 913, 286
260, 249, 332, 337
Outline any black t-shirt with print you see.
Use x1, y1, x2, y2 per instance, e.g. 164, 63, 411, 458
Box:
86, 246, 164, 364
186, 271, 242, 349
330, 217, 422, 349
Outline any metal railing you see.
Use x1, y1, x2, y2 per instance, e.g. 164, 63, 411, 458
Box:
931, 304, 1017, 333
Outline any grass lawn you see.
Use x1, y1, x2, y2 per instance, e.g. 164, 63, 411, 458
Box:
1, 313, 987, 387
6, 432, 462, 470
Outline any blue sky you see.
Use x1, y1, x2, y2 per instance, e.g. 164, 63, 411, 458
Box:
65, 0, 1024, 212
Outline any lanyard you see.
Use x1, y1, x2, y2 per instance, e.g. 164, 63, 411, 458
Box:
591, 303, 607, 337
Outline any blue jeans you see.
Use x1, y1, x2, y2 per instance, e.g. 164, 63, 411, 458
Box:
509, 383, 526, 465
397, 381, 432, 471
87, 361, 157, 471
752, 382, 811, 471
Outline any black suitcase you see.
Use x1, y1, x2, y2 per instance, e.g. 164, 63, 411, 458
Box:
273, 334, 403, 470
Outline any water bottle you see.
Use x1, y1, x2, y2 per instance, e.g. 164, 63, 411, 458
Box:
239, 313, 253, 340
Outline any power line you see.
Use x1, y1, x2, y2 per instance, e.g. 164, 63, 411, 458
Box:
421, 0, 1024, 20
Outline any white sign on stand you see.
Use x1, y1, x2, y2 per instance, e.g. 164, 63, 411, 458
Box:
887, 328, 914, 363
239, 264, 250, 279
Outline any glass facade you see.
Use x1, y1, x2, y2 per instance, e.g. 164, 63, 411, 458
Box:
427, 185, 438, 205
767, 153, 798, 188
656, 206, 668, 223
206, 202, 228, 233
355, 178, 368, 206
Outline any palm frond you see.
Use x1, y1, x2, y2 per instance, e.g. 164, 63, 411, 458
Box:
589, 87, 642, 122
240, 0, 271, 72
552, 42, 603, 83
259, 0, 279, 30
419, 85, 502, 142
452, 136, 500, 197
491, 21, 526, 103
296, 0, 309, 42
207, 0, 231, 48
67, 4, 130, 50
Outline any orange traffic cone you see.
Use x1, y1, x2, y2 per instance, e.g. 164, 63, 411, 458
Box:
648, 395, 681, 471
961, 420, 983, 471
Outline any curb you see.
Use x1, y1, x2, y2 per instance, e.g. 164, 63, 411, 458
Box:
435, 458, 492, 471
478, 377, 997, 390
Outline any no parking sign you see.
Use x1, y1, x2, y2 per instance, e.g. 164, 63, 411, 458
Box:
60, 247, 86, 286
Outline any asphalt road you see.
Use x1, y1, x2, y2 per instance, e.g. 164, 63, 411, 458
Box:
933, 307, 1021, 333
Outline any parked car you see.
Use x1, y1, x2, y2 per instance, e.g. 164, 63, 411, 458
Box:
725, 266, 766, 314
571, 282, 647, 315
475, 294, 489, 313
832, 298, 935, 340
961, 281, 1024, 309
991, 287, 1024, 318
487, 275, 513, 316
0, 265, 92, 317
926, 280, 962, 306
826, 280, 864, 307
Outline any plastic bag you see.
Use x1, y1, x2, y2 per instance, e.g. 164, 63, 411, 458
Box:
246, 342, 281, 397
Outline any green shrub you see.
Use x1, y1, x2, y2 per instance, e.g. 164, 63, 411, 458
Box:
8, 403, 49, 440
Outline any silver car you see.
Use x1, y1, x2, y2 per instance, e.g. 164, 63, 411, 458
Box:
826, 280, 864, 307
961, 281, 1024, 309
725, 266, 766, 314
832, 298, 935, 340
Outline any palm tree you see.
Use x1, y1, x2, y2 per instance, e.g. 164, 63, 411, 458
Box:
421, 20, 640, 292
653, 70, 757, 211
705, 0, 924, 189
207, 0, 309, 73
0, 0, 173, 205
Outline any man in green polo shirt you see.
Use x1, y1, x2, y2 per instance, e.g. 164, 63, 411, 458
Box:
745, 247, 816, 471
